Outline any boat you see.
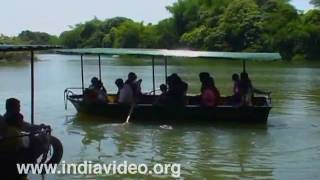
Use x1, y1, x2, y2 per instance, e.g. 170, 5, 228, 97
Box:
57, 48, 281, 124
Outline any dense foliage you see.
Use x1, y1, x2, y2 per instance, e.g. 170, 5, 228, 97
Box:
1, 0, 319, 60
311, 0, 320, 7
0, 31, 58, 45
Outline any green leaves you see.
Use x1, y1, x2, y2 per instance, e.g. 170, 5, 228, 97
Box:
310, 0, 320, 8
15, 0, 316, 61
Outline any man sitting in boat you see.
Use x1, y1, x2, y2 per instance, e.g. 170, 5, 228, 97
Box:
199, 72, 220, 107
85, 77, 108, 102
119, 72, 142, 105
3, 98, 51, 157
1, 98, 52, 178
166, 73, 188, 106
0, 113, 30, 179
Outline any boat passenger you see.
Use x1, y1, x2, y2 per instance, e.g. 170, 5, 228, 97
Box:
200, 76, 220, 107
153, 84, 168, 106
166, 73, 188, 106
87, 77, 108, 101
3, 99, 52, 160
239, 72, 253, 106
239, 72, 271, 106
4, 98, 50, 133
230, 73, 241, 105
199, 72, 211, 92
0, 112, 29, 179
0, 114, 7, 138
115, 78, 124, 96
119, 72, 142, 105
115, 78, 124, 102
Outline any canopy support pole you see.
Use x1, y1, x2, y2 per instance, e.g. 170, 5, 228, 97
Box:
152, 56, 155, 96
242, 60, 246, 73
81, 55, 84, 94
164, 56, 168, 85
30, 50, 34, 125
98, 55, 102, 80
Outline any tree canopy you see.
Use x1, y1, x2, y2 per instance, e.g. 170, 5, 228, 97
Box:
311, 0, 320, 8
1, 0, 320, 60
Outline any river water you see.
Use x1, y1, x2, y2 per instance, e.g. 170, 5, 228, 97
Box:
1, 54, 320, 179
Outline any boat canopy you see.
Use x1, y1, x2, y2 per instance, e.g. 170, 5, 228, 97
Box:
56, 48, 281, 61
0, 45, 61, 52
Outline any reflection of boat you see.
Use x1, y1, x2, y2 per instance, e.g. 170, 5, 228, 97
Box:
58, 48, 281, 123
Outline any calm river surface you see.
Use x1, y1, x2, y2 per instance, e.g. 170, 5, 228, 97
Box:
1, 54, 320, 180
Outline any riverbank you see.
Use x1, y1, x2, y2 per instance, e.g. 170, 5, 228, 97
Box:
0, 52, 31, 63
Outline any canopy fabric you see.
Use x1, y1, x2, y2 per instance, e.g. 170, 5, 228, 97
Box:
56, 48, 282, 60
0, 45, 61, 52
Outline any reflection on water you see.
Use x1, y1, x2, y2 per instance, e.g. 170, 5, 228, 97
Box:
64, 115, 273, 179
1, 54, 320, 179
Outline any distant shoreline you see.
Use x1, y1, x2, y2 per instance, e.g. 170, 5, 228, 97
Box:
0, 52, 34, 64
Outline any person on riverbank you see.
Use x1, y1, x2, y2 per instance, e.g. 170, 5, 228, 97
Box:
119, 72, 142, 104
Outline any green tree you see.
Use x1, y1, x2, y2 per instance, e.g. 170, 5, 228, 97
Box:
208, 0, 263, 51
154, 18, 179, 48
18, 30, 59, 45
113, 20, 142, 48
180, 25, 209, 49
311, 0, 320, 7
60, 28, 83, 48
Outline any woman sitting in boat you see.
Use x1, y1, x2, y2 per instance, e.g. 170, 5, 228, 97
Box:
199, 73, 220, 107
119, 72, 142, 105
166, 73, 188, 106
239, 72, 271, 106
85, 77, 108, 102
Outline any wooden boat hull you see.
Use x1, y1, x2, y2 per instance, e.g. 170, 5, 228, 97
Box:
67, 95, 272, 124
